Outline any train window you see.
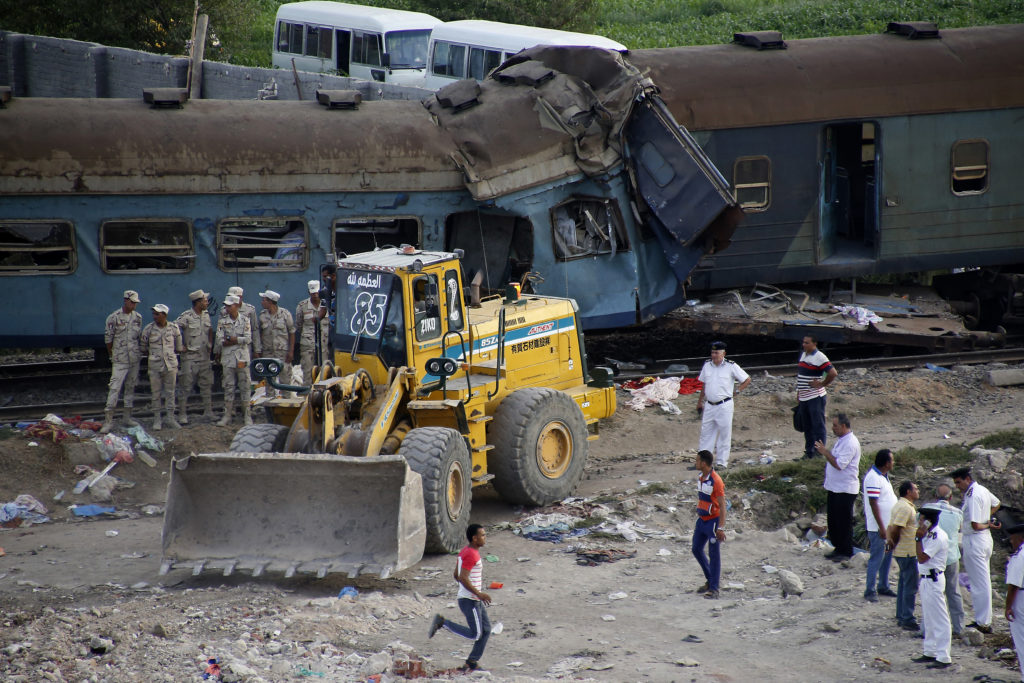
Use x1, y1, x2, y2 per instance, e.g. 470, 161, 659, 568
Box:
101, 220, 192, 272
0, 221, 76, 274
551, 197, 629, 261
217, 218, 308, 271
952, 139, 989, 195
333, 217, 420, 257
304, 25, 332, 59
733, 156, 771, 211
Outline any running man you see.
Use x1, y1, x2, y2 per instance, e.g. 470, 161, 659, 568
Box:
428, 524, 492, 672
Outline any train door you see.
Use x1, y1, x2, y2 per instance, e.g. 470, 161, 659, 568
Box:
819, 122, 879, 262
336, 30, 351, 74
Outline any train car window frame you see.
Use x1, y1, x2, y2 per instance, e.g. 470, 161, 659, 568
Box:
733, 156, 772, 211
100, 219, 193, 273
951, 139, 989, 196
0, 220, 76, 275
217, 217, 309, 272
550, 197, 630, 261
332, 217, 421, 257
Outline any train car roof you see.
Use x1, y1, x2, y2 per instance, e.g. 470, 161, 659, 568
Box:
628, 24, 1024, 130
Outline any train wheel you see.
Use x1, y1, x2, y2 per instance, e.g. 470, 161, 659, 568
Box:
489, 387, 588, 506
400, 427, 472, 553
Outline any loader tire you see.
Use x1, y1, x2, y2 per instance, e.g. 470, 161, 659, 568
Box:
489, 387, 587, 507
400, 427, 471, 554
229, 423, 290, 453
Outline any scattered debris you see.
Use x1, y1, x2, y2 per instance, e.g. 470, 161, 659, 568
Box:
779, 569, 804, 597
576, 549, 637, 566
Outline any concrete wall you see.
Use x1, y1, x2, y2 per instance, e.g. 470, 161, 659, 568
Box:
0, 31, 428, 101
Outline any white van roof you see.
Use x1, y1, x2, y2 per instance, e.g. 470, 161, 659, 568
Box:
275, 1, 441, 32
429, 20, 626, 52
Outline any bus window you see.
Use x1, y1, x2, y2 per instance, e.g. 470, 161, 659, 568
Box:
432, 41, 466, 78
468, 47, 503, 81
0, 221, 76, 274
218, 218, 308, 271
353, 31, 383, 66
101, 220, 193, 272
277, 21, 304, 54
305, 25, 333, 59
386, 29, 431, 68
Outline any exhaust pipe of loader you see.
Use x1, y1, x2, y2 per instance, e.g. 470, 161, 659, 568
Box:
160, 452, 427, 579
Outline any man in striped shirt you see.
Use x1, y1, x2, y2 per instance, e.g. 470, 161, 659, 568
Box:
796, 335, 837, 460
428, 524, 492, 672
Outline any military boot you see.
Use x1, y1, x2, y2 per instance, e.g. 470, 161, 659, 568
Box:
242, 404, 253, 426
165, 410, 182, 430
217, 401, 234, 426
100, 410, 115, 434
201, 396, 215, 421
177, 396, 189, 425
152, 410, 163, 431
121, 406, 139, 427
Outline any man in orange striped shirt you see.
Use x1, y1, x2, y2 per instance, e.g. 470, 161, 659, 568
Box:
692, 450, 728, 599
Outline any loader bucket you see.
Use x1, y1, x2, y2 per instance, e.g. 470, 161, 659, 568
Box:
160, 452, 427, 579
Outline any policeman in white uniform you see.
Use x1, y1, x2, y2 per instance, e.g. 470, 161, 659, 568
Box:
913, 506, 952, 669
1003, 522, 1024, 683
952, 466, 1001, 633
697, 341, 751, 469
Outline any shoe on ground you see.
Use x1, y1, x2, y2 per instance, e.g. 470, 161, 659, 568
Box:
864, 592, 878, 603
716, 462, 727, 469
427, 613, 444, 639
458, 660, 482, 672
704, 590, 720, 600
911, 654, 936, 663
695, 582, 709, 593
926, 661, 952, 669
901, 621, 921, 632
830, 554, 852, 562
967, 621, 992, 634
877, 588, 898, 597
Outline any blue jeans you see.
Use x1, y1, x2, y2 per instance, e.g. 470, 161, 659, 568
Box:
865, 530, 893, 595
443, 598, 491, 664
896, 555, 920, 625
799, 395, 827, 457
692, 517, 721, 592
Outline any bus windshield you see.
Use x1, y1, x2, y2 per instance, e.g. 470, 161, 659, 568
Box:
385, 29, 431, 68
335, 269, 406, 365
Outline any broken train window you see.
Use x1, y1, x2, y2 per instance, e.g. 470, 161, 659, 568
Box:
951, 139, 989, 196
551, 198, 629, 260
733, 156, 771, 211
218, 218, 308, 271
101, 220, 193, 272
0, 221, 76, 274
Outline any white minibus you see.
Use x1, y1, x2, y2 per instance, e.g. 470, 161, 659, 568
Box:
273, 1, 441, 85
423, 20, 627, 90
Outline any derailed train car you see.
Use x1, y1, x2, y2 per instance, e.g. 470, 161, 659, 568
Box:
630, 22, 1024, 328
0, 47, 738, 349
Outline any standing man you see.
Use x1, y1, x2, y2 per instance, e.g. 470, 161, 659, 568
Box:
953, 466, 1001, 634
141, 303, 183, 431
296, 279, 329, 385
926, 482, 966, 637
697, 341, 751, 469
175, 289, 214, 424
100, 290, 143, 434
1003, 523, 1024, 683
797, 335, 837, 459
912, 506, 952, 669
814, 413, 861, 562
225, 286, 261, 360
215, 294, 253, 427
257, 290, 295, 399
862, 449, 897, 602
428, 524, 492, 673
691, 449, 727, 599
889, 480, 921, 631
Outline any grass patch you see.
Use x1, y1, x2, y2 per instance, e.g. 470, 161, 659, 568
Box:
572, 515, 606, 529
635, 482, 672, 495
972, 429, 1024, 452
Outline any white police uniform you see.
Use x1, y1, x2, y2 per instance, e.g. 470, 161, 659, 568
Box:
962, 480, 1000, 627
698, 357, 750, 467
918, 525, 951, 664
1005, 543, 1024, 681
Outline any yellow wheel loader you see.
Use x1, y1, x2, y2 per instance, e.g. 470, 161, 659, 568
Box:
161, 246, 616, 579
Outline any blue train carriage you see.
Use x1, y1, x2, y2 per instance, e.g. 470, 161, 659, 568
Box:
629, 22, 1024, 320
0, 47, 739, 350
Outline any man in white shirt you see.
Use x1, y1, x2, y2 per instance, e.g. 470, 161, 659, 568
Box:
815, 413, 861, 561
862, 448, 897, 602
912, 506, 952, 669
697, 341, 751, 469
1003, 523, 1024, 683
952, 466, 1001, 633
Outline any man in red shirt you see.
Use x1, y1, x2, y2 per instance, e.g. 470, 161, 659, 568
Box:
428, 524, 492, 672
692, 450, 728, 599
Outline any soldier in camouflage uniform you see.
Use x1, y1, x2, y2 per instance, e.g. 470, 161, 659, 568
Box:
141, 304, 184, 431
215, 294, 253, 426
101, 290, 143, 434
257, 289, 295, 399
296, 279, 329, 386
225, 286, 261, 360
175, 289, 214, 424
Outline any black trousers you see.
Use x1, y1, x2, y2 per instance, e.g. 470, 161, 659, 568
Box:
827, 491, 857, 557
